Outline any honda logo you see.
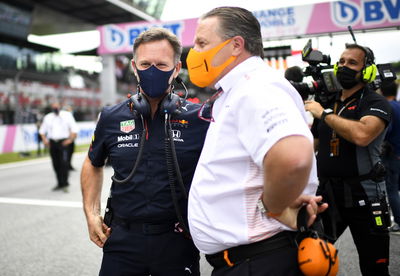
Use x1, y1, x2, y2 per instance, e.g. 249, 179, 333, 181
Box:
171, 130, 181, 138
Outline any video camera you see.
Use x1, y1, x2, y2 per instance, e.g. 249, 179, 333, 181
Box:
289, 39, 341, 107
370, 63, 397, 90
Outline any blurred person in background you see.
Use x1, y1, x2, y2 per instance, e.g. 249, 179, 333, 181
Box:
380, 80, 400, 233
39, 101, 78, 192
64, 105, 77, 170
34, 110, 44, 156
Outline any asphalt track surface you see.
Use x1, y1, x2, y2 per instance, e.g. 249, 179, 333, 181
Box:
0, 152, 399, 276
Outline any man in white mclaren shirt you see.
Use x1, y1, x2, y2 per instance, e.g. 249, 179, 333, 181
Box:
186, 7, 327, 276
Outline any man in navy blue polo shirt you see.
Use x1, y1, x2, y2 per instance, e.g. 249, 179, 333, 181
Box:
380, 80, 400, 233
81, 28, 209, 276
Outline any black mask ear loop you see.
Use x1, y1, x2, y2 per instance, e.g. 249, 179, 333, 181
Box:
134, 64, 143, 94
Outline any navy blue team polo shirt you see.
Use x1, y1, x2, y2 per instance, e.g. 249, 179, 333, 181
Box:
89, 99, 209, 223
386, 100, 400, 157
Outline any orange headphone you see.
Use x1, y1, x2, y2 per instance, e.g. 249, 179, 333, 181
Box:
297, 206, 339, 276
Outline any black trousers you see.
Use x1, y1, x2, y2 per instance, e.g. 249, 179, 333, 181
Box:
318, 178, 390, 276
100, 222, 200, 276
67, 141, 75, 169
206, 231, 301, 276
210, 243, 301, 276
49, 139, 70, 187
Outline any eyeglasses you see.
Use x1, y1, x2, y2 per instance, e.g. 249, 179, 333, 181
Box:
198, 88, 223, 122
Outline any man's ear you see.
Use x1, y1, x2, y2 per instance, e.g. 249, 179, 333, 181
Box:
232, 36, 245, 56
173, 61, 182, 78
131, 59, 138, 79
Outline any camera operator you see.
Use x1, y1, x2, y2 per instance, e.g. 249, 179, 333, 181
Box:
305, 44, 392, 275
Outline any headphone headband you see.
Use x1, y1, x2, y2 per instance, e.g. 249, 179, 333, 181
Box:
362, 46, 375, 67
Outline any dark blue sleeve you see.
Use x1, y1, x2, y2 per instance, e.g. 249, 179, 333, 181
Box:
385, 102, 395, 137
88, 108, 109, 167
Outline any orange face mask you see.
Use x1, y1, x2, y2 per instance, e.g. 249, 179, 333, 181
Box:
186, 39, 237, 88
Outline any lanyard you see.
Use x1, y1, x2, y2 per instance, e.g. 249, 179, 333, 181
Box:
331, 98, 357, 140
329, 89, 365, 157
329, 98, 357, 157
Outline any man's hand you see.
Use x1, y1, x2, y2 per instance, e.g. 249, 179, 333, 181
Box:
81, 156, 106, 247
62, 138, 73, 146
87, 214, 111, 248
42, 137, 49, 147
272, 195, 328, 229
304, 100, 324, 119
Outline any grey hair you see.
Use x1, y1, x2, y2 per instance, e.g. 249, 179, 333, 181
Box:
201, 7, 264, 58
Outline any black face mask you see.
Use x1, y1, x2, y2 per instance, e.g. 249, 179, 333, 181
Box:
52, 108, 60, 115
336, 66, 360, 89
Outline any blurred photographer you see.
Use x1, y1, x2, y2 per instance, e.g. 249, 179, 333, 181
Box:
305, 44, 392, 275
380, 80, 400, 233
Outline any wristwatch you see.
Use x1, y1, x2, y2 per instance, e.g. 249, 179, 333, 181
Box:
320, 108, 334, 122
257, 197, 268, 213
257, 196, 281, 218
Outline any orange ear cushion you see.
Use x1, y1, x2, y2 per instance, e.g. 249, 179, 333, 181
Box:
298, 237, 339, 276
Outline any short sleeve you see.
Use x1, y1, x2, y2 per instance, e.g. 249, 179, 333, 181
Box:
359, 92, 391, 125
39, 115, 49, 135
68, 113, 79, 133
237, 83, 313, 167
88, 110, 108, 167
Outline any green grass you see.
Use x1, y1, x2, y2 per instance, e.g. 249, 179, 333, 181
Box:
0, 144, 90, 165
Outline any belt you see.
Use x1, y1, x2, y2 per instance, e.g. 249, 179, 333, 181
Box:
50, 138, 67, 143
112, 216, 176, 235
205, 231, 296, 269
